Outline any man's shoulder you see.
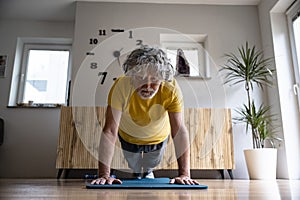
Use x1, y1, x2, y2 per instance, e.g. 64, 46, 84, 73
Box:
115, 75, 130, 83
112, 76, 132, 89
161, 79, 179, 90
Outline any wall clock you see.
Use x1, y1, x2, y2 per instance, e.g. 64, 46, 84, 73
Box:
71, 27, 178, 107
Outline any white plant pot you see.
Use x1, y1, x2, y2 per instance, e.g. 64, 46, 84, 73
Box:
244, 148, 277, 180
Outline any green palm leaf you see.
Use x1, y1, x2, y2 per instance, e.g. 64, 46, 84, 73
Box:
221, 42, 281, 148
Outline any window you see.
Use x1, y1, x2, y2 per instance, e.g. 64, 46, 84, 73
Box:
160, 33, 210, 78
290, 9, 300, 79
287, 0, 300, 111
166, 47, 202, 77
9, 38, 72, 106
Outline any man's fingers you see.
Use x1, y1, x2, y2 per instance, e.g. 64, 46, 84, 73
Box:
192, 180, 200, 185
91, 177, 122, 185
113, 179, 122, 184
177, 178, 185, 185
169, 177, 184, 185
107, 178, 122, 185
100, 178, 106, 185
90, 178, 106, 185
169, 177, 200, 185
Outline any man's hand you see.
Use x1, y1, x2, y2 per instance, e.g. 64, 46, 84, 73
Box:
91, 176, 122, 185
169, 175, 200, 185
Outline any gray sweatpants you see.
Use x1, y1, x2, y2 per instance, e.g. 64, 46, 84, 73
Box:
118, 134, 168, 174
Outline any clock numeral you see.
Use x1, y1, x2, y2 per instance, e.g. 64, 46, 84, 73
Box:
89, 38, 98, 45
111, 29, 124, 33
136, 40, 143, 46
129, 30, 133, 39
98, 71, 108, 85
86, 52, 95, 56
90, 62, 98, 69
99, 29, 106, 36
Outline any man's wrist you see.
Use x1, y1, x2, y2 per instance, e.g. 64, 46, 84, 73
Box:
98, 161, 110, 178
178, 170, 190, 177
98, 172, 110, 178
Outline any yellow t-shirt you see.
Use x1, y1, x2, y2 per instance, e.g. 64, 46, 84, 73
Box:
108, 76, 183, 145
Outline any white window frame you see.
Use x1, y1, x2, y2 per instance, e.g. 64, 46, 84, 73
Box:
287, 0, 300, 111
160, 33, 210, 79
18, 44, 72, 105
164, 42, 206, 77
9, 37, 72, 107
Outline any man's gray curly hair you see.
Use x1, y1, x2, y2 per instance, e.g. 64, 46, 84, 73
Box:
123, 46, 174, 82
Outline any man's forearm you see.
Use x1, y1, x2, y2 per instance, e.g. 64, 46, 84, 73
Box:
177, 148, 191, 177
98, 131, 117, 177
173, 126, 191, 177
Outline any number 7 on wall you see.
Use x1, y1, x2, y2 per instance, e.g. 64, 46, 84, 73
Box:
98, 72, 107, 85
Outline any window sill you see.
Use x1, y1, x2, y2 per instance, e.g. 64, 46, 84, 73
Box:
7, 104, 63, 108
175, 75, 211, 80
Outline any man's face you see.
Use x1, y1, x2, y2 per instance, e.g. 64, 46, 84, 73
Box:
133, 73, 161, 100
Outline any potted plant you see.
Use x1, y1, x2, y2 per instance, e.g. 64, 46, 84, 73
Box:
220, 42, 282, 179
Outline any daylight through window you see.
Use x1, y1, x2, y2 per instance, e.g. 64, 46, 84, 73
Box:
23, 49, 70, 104
17, 43, 71, 105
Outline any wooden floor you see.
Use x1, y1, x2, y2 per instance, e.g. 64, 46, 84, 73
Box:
1, 179, 300, 199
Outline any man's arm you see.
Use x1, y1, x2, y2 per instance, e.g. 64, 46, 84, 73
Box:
91, 105, 122, 185
168, 112, 199, 185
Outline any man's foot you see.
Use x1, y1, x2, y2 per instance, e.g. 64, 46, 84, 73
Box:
133, 173, 142, 179
144, 171, 155, 179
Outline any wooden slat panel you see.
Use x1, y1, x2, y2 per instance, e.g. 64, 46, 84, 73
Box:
56, 106, 234, 170
56, 107, 98, 168
189, 108, 234, 169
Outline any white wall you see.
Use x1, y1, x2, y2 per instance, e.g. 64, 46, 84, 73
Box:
0, 20, 74, 178
0, 2, 266, 178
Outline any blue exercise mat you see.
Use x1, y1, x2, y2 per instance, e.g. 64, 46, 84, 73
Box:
86, 178, 208, 189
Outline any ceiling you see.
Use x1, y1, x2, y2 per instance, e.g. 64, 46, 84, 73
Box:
0, 0, 261, 22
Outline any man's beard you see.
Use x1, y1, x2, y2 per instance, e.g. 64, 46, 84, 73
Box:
137, 87, 158, 99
